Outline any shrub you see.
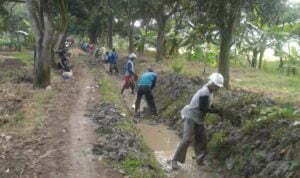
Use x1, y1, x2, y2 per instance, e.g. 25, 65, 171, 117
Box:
208, 131, 231, 160
171, 60, 183, 74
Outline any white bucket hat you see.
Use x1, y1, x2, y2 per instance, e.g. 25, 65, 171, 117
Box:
208, 73, 224, 88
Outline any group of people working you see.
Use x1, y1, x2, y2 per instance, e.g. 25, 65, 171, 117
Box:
104, 48, 119, 74
81, 42, 95, 55
98, 48, 225, 170
105, 50, 158, 116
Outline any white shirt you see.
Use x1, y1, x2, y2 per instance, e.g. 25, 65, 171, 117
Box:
181, 85, 213, 124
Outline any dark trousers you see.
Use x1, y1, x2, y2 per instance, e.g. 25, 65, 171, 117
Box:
109, 63, 119, 73
135, 87, 157, 114
173, 118, 207, 163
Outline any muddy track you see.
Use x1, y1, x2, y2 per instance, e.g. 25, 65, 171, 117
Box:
64, 58, 124, 178
66, 66, 100, 177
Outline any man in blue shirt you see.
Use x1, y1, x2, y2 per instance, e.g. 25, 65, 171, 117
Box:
135, 69, 157, 116
108, 48, 119, 74
121, 53, 137, 94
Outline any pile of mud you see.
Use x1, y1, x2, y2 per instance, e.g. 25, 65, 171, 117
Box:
89, 102, 166, 177
154, 72, 300, 178
90, 103, 139, 161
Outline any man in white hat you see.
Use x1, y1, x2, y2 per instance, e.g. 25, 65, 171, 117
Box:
171, 73, 224, 170
121, 53, 137, 94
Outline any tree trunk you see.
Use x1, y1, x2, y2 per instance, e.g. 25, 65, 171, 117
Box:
258, 47, 266, 69
138, 22, 148, 56
34, 36, 52, 88
16, 34, 21, 51
128, 20, 134, 53
88, 30, 98, 44
156, 15, 167, 61
138, 36, 145, 55
99, 31, 105, 46
218, 27, 234, 89
251, 48, 258, 68
55, 0, 68, 50
246, 54, 251, 67
54, 32, 67, 50
88, 16, 102, 45
218, 1, 242, 89
26, 0, 54, 88
52, 32, 66, 68
108, 14, 113, 49
169, 38, 179, 56
279, 57, 284, 68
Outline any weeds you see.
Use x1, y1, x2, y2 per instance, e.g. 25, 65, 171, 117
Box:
171, 59, 183, 74
11, 51, 34, 66
120, 152, 165, 178
206, 114, 221, 126
241, 106, 298, 135
13, 111, 24, 122
207, 131, 232, 161
98, 72, 122, 106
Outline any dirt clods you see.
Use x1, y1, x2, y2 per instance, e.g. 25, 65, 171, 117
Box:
90, 103, 138, 162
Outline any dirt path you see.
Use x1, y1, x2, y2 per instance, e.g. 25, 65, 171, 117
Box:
66, 72, 99, 177
65, 61, 123, 178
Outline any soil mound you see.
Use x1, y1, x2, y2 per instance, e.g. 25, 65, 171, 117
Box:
154, 72, 300, 178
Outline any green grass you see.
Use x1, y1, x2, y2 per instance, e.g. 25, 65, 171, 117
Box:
231, 68, 300, 105
10, 51, 34, 66
98, 72, 123, 106
117, 119, 136, 133
155, 55, 300, 106
23, 89, 54, 130
0, 51, 33, 83
0, 88, 54, 135
120, 151, 165, 178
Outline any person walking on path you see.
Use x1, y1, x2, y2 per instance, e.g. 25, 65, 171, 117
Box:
171, 73, 224, 170
121, 53, 138, 94
108, 48, 119, 74
134, 69, 157, 116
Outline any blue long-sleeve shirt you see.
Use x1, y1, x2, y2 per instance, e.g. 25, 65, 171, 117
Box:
108, 52, 118, 64
138, 72, 157, 89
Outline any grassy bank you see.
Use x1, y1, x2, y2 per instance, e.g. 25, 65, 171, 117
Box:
124, 51, 300, 177
0, 51, 75, 134
95, 70, 166, 178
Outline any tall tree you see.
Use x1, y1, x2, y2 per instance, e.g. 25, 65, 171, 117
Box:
26, 0, 54, 88
139, 0, 180, 61
53, 0, 69, 50
194, 0, 287, 88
